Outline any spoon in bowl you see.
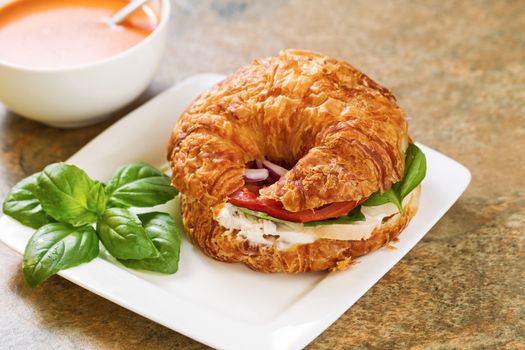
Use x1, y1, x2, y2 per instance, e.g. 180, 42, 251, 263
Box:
107, 0, 149, 26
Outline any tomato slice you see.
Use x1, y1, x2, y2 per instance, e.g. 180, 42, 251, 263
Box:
228, 186, 359, 223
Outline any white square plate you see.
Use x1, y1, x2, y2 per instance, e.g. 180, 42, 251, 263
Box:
0, 74, 471, 350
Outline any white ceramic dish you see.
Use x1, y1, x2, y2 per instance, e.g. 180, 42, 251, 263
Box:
0, 74, 471, 350
0, 0, 170, 128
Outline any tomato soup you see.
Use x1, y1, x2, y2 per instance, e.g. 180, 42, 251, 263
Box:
0, 0, 158, 68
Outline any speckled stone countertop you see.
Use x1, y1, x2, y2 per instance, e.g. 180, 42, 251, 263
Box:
1, 0, 524, 349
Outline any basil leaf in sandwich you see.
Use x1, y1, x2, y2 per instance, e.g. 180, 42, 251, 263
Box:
235, 205, 365, 227
363, 143, 426, 212
393, 143, 427, 199
303, 206, 365, 227
236, 206, 293, 224
362, 188, 403, 212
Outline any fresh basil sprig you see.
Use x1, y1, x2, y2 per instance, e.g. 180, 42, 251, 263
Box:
118, 212, 181, 274
2, 162, 180, 288
363, 144, 426, 212
23, 223, 99, 288
2, 173, 54, 229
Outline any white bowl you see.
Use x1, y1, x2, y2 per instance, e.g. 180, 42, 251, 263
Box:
0, 0, 170, 128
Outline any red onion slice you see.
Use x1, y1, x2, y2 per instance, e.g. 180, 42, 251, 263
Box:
244, 168, 269, 182
262, 159, 288, 179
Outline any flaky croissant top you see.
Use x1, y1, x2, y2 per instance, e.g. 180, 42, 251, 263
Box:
167, 50, 409, 211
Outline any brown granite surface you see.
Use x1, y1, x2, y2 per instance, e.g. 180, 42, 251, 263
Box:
1, 0, 524, 349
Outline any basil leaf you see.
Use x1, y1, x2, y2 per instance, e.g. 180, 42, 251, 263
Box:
384, 188, 403, 213
87, 181, 107, 215
396, 143, 426, 200
105, 162, 177, 208
118, 212, 181, 274
2, 173, 54, 229
236, 206, 292, 224
96, 208, 158, 260
362, 144, 426, 211
236, 205, 366, 227
35, 163, 102, 227
304, 206, 365, 227
23, 223, 99, 288
363, 186, 403, 212
362, 191, 391, 206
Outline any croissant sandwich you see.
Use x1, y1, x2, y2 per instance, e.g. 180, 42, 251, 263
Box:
167, 49, 427, 273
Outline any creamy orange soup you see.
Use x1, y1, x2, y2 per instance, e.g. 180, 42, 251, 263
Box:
0, 0, 157, 68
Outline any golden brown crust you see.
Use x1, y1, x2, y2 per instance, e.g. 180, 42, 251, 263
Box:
167, 49, 408, 211
181, 186, 420, 273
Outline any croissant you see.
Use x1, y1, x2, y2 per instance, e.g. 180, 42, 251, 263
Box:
167, 49, 420, 272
